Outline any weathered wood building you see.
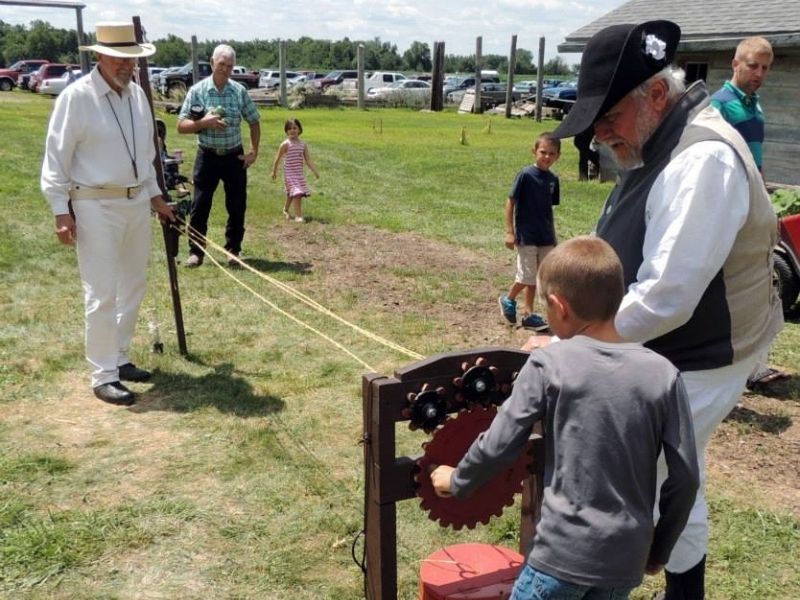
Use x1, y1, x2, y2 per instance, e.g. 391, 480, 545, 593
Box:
558, 0, 800, 186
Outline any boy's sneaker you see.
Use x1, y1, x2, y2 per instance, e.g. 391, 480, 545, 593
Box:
498, 295, 517, 324
521, 313, 549, 332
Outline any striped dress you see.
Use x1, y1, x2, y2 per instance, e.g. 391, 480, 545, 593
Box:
283, 138, 310, 198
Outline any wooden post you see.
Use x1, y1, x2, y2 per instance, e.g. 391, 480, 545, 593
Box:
133, 16, 188, 356
75, 7, 90, 73
505, 34, 517, 119
535, 37, 545, 122
430, 41, 445, 112
191, 36, 199, 86
474, 36, 483, 114
279, 41, 288, 108
357, 44, 365, 109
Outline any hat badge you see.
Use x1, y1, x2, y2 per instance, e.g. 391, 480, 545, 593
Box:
643, 33, 667, 62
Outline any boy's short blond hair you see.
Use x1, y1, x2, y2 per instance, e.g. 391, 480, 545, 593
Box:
537, 236, 623, 321
735, 36, 773, 61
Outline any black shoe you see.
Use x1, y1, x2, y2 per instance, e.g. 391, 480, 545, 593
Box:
93, 381, 135, 406
227, 253, 241, 268
119, 362, 151, 382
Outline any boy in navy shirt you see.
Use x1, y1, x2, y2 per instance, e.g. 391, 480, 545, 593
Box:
499, 133, 560, 331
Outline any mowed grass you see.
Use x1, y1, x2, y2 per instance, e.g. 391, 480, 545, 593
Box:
0, 90, 798, 599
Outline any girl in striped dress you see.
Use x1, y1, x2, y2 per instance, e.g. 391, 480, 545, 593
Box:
271, 118, 320, 223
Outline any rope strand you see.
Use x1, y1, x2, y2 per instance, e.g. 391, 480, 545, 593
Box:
176, 217, 425, 367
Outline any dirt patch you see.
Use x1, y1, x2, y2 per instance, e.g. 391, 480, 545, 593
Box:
268, 222, 532, 348
708, 389, 800, 518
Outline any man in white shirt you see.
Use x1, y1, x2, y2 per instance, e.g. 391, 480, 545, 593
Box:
525, 20, 782, 599
41, 22, 174, 406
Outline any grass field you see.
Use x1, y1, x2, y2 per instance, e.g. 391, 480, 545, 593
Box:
0, 89, 798, 599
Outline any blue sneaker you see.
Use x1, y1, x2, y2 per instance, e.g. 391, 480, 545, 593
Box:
498, 295, 517, 324
521, 313, 549, 332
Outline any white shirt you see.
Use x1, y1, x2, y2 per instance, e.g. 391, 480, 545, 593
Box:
614, 140, 750, 343
41, 66, 160, 216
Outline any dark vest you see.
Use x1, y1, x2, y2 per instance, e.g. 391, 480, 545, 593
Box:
596, 82, 782, 371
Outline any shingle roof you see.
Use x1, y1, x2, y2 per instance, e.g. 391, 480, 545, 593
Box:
560, 0, 800, 51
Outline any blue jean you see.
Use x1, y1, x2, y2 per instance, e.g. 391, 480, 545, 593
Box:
510, 564, 634, 600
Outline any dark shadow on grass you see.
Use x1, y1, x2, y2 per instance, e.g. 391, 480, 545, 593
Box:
240, 258, 313, 276
724, 405, 792, 434
129, 363, 284, 417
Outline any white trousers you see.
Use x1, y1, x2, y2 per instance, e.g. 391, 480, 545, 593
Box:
658, 352, 760, 573
72, 194, 151, 387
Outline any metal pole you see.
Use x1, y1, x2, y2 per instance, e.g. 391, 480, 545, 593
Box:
134, 16, 188, 356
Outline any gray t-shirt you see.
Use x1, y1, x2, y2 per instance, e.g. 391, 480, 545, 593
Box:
451, 335, 699, 589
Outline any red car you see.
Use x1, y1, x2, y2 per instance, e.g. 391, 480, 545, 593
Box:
0, 59, 49, 91
775, 213, 800, 315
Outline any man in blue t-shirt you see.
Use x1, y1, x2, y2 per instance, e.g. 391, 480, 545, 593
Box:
498, 132, 560, 331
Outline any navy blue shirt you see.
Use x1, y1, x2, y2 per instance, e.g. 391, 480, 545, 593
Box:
509, 165, 560, 246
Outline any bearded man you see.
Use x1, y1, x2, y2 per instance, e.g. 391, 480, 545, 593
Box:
41, 22, 174, 406
525, 20, 782, 599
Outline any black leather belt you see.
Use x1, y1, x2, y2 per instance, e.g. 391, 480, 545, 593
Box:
199, 145, 243, 156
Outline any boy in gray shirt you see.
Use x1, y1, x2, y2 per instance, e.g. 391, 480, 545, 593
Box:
431, 236, 699, 599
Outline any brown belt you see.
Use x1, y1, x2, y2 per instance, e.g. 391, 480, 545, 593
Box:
69, 184, 144, 200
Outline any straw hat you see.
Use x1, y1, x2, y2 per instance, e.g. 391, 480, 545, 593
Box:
553, 20, 680, 139
79, 22, 156, 58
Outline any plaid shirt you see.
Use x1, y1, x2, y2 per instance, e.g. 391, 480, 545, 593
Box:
179, 77, 260, 151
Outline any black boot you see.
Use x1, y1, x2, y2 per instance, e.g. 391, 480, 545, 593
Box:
663, 555, 705, 600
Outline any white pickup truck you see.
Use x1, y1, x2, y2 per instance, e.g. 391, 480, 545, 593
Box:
342, 71, 408, 91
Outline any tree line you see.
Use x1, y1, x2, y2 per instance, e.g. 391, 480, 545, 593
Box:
0, 19, 575, 76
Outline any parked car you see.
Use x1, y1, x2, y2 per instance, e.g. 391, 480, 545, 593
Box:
287, 72, 326, 89
258, 69, 300, 89
443, 74, 500, 97
147, 66, 166, 80
449, 82, 521, 107
513, 80, 538, 94
150, 65, 179, 90
39, 69, 82, 96
541, 80, 578, 113
316, 69, 359, 90
363, 71, 407, 91
158, 61, 212, 96
367, 79, 431, 102
0, 59, 49, 91
29, 63, 79, 93
774, 213, 800, 314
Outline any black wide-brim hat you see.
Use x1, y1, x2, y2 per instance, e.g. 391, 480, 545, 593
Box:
553, 20, 681, 139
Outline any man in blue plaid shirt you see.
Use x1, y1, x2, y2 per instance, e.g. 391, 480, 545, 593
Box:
178, 44, 261, 267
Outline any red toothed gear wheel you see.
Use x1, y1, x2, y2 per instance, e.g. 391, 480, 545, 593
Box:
416, 406, 532, 530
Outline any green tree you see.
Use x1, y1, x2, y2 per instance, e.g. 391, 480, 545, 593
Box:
402, 41, 430, 72
151, 34, 190, 66
543, 56, 570, 76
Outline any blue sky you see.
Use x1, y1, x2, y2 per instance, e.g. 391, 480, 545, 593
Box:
3, 0, 627, 63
